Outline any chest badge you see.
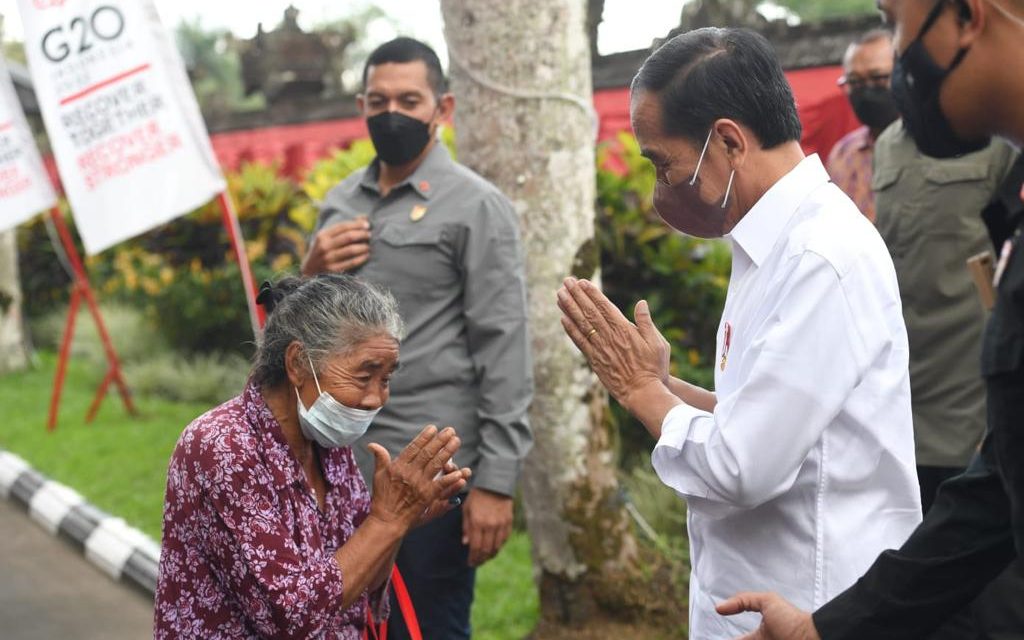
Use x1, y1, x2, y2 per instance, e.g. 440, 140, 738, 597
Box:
720, 322, 733, 371
410, 205, 428, 222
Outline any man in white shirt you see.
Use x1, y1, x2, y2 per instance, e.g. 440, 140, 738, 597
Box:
556, 27, 922, 638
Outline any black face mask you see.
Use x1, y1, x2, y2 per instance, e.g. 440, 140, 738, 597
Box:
891, 0, 990, 158
848, 86, 900, 131
366, 111, 433, 166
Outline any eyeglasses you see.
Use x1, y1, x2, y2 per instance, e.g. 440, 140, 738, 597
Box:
837, 73, 892, 91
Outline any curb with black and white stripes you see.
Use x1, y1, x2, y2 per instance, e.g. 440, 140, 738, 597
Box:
0, 449, 161, 597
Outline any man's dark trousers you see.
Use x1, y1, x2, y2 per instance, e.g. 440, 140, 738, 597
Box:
387, 505, 475, 640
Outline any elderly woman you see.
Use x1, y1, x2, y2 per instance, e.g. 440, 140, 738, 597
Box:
154, 274, 470, 639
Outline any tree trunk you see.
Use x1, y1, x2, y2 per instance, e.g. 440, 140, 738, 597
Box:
0, 229, 30, 373
441, 3, 677, 636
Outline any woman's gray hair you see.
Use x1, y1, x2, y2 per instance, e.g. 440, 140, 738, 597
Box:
252, 274, 404, 388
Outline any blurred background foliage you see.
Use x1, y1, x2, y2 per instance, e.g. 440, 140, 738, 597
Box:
17, 129, 729, 467
16, 132, 726, 550
14, 127, 720, 630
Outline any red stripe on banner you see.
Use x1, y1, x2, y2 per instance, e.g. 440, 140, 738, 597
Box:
59, 63, 151, 106
0, 121, 12, 132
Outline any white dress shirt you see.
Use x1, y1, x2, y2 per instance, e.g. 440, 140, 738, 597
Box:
652, 155, 922, 638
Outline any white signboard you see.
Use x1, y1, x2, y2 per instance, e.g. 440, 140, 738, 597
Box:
0, 53, 57, 232
17, 0, 225, 254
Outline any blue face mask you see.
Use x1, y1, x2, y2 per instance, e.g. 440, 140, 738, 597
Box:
295, 356, 380, 449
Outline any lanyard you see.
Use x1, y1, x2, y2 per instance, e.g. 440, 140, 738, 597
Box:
364, 566, 422, 640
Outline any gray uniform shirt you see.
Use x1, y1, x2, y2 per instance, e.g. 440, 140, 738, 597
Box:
315, 143, 533, 496
872, 121, 1018, 468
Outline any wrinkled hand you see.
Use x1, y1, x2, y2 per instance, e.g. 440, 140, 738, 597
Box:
716, 592, 820, 640
556, 277, 672, 407
367, 425, 471, 533
414, 459, 463, 527
461, 488, 513, 567
301, 217, 371, 275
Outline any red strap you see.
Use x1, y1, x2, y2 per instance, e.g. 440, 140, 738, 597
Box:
364, 610, 387, 638
391, 566, 422, 640
365, 566, 421, 640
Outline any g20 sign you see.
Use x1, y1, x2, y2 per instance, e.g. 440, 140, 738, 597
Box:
40, 5, 126, 63
17, 0, 225, 254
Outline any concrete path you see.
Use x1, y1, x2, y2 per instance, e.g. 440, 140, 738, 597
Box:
0, 499, 154, 639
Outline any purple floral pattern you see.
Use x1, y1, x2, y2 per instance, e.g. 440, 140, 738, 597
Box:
154, 381, 387, 639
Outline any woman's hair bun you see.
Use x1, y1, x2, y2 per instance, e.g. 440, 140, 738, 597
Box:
255, 277, 303, 315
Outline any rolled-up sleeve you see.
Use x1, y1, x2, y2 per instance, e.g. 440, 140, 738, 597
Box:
652, 251, 874, 518
460, 191, 534, 496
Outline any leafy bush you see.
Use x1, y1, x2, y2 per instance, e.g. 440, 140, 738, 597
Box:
289, 138, 379, 232
145, 259, 279, 355
31, 303, 168, 368
125, 351, 249, 405
620, 465, 688, 561
16, 204, 75, 320
31, 303, 249, 404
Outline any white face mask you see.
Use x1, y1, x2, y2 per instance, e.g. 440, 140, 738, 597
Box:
295, 355, 381, 448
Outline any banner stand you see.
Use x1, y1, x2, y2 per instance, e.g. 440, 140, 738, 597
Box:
46, 207, 137, 431
217, 191, 265, 335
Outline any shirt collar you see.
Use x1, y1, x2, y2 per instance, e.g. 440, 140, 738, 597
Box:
728, 154, 830, 267
359, 141, 451, 200
242, 380, 349, 490
851, 125, 874, 151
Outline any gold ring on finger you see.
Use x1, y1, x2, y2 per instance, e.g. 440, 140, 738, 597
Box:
586, 328, 598, 340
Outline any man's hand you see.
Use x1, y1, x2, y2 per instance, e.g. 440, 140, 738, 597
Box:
301, 218, 372, 276
556, 277, 672, 410
716, 592, 821, 640
461, 488, 513, 567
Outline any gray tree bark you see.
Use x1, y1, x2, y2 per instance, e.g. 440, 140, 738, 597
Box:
440, 1, 652, 631
0, 229, 30, 373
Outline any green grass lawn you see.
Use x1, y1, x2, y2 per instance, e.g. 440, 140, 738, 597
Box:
0, 352, 538, 638
0, 352, 208, 540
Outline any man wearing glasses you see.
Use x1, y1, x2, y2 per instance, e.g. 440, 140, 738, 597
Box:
826, 29, 899, 222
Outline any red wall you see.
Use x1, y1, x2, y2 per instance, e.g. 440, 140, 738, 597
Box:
208, 64, 860, 179
42, 65, 860, 186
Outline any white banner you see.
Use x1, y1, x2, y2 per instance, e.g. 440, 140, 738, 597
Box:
16, 0, 225, 254
0, 53, 57, 232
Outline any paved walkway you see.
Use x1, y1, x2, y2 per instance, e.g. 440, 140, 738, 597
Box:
0, 499, 154, 639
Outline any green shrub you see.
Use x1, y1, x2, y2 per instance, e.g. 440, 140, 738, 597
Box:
16, 204, 75, 319
145, 260, 281, 356
30, 303, 168, 371
125, 351, 249, 405
620, 465, 689, 562
30, 302, 249, 404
